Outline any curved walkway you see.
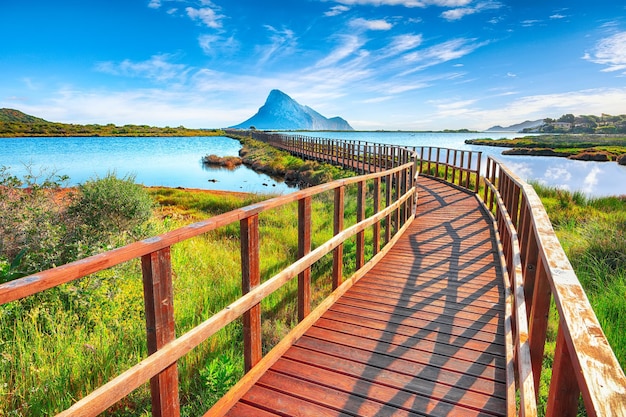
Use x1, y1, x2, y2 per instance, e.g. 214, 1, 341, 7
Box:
226, 177, 507, 417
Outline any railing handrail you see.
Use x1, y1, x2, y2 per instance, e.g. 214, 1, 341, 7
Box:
483, 156, 626, 417
0, 162, 412, 305
1, 143, 419, 416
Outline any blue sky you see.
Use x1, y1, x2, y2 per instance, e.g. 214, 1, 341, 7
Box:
1, 0, 625, 130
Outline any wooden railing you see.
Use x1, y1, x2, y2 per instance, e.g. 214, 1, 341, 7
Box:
482, 156, 626, 417
246, 131, 482, 193
245, 131, 626, 416
3, 131, 625, 417
0, 149, 418, 416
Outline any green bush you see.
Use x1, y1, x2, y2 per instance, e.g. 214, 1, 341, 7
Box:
67, 172, 153, 249
0, 168, 153, 280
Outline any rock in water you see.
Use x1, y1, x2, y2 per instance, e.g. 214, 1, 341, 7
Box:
231, 89, 353, 131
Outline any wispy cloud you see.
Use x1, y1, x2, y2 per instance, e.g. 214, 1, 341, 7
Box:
325, 5, 350, 16
147, 0, 161, 9
440, 1, 503, 21
95, 54, 190, 83
198, 34, 239, 55
583, 31, 626, 73
315, 35, 365, 67
402, 38, 488, 73
349, 18, 393, 30
388, 34, 423, 54
255, 26, 298, 67
331, 0, 426, 7
331, 0, 473, 6
186, 6, 224, 29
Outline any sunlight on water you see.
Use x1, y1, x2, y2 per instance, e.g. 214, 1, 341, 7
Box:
0, 136, 295, 194
2, 133, 625, 196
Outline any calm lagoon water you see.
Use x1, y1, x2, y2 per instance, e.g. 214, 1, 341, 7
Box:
295, 131, 626, 197
0, 136, 295, 194
2, 133, 625, 197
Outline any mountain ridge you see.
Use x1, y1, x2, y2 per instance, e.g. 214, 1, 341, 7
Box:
231, 90, 353, 131
485, 119, 543, 132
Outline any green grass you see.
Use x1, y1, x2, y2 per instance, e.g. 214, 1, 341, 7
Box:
0, 163, 389, 415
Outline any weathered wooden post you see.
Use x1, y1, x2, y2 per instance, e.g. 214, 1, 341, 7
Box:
241, 215, 261, 372
141, 248, 180, 417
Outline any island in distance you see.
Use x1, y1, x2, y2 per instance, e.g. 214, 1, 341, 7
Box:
230, 89, 353, 131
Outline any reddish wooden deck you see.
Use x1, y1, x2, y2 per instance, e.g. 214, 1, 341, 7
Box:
226, 177, 507, 417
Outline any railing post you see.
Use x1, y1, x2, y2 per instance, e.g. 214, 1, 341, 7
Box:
332, 186, 345, 289
241, 215, 262, 372
466, 152, 472, 189
298, 197, 312, 321
373, 177, 381, 254
546, 324, 581, 417
528, 256, 551, 398
385, 172, 392, 243
475, 152, 482, 193
141, 248, 180, 417
356, 181, 365, 269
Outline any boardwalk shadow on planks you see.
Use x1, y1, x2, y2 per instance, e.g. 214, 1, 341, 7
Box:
227, 177, 507, 417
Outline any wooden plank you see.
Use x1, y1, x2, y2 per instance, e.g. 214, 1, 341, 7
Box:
313, 315, 506, 366
295, 332, 506, 389
281, 346, 507, 416
269, 358, 497, 417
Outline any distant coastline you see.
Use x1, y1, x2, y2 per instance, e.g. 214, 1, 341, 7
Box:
466, 134, 626, 165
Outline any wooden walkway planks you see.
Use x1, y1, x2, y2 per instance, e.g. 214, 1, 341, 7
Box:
226, 176, 507, 417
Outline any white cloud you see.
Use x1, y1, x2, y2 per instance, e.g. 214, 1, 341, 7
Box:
325, 5, 350, 16
402, 38, 488, 73
315, 35, 365, 67
95, 54, 189, 83
255, 26, 298, 67
186, 6, 224, 29
521, 19, 541, 27
349, 18, 393, 30
198, 34, 239, 55
331, 0, 472, 6
147, 0, 161, 9
583, 31, 626, 73
388, 34, 423, 54
451, 87, 626, 130
441, 1, 503, 21
550, 14, 566, 19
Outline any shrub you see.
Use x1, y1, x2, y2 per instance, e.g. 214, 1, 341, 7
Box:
67, 172, 153, 248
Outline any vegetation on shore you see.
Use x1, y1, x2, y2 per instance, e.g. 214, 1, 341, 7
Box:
0, 108, 223, 137
466, 134, 626, 163
226, 134, 356, 187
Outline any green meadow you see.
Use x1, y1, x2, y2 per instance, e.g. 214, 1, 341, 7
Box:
1, 142, 624, 416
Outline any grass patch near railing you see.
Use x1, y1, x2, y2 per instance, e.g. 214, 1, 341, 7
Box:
531, 182, 626, 414
1, 172, 391, 415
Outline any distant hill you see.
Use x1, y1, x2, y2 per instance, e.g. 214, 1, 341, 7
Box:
231, 90, 353, 131
486, 119, 543, 132
0, 108, 222, 137
0, 108, 50, 124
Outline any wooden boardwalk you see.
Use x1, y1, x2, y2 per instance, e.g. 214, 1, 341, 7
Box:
226, 177, 507, 417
